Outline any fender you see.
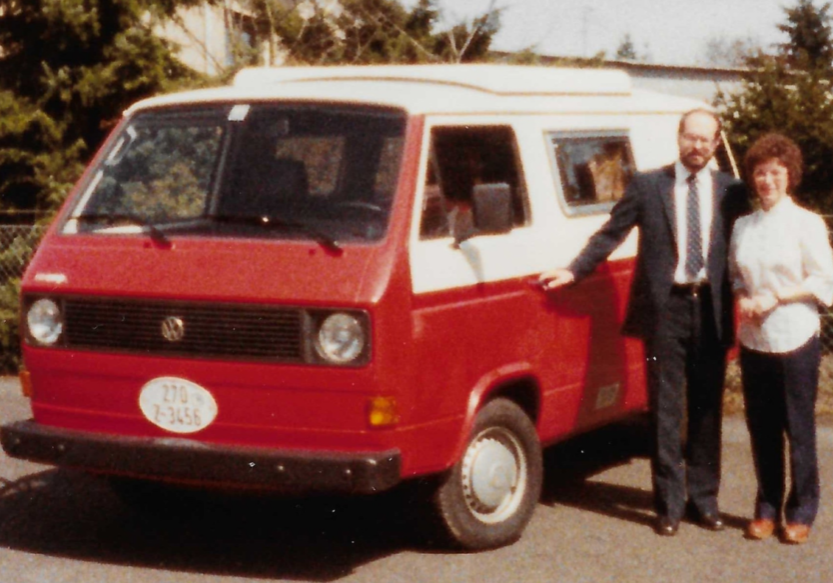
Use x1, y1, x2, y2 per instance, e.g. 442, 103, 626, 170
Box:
445, 361, 541, 469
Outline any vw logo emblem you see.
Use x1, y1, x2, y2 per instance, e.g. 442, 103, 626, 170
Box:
161, 316, 185, 342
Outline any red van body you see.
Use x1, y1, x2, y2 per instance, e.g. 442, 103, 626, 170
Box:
2, 65, 713, 549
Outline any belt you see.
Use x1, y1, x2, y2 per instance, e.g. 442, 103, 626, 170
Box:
671, 282, 710, 298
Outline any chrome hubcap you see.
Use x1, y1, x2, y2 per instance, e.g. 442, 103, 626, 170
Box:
461, 427, 527, 523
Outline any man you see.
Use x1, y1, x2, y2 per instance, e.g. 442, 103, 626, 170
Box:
539, 109, 748, 536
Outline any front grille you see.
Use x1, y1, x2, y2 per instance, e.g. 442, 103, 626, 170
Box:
62, 298, 303, 361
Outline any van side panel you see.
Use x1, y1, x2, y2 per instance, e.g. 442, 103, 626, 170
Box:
402, 113, 679, 474
402, 259, 644, 475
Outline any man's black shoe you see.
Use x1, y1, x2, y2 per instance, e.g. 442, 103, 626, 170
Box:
684, 504, 726, 531
695, 513, 725, 531
655, 517, 679, 536
685, 505, 725, 531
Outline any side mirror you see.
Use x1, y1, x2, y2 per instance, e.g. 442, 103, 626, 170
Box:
472, 182, 513, 235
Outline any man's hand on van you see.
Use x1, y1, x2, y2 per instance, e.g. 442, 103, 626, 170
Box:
538, 269, 575, 290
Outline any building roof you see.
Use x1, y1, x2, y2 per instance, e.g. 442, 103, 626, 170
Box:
126, 64, 709, 117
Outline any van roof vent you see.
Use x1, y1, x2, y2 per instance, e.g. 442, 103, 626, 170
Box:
232, 64, 632, 97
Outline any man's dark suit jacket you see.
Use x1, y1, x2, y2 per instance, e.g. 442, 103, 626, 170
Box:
568, 164, 748, 347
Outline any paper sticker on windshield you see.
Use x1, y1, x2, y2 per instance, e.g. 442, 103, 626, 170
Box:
139, 377, 218, 434
228, 104, 250, 122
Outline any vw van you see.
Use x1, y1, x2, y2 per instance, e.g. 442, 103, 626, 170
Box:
1, 65, 728, 549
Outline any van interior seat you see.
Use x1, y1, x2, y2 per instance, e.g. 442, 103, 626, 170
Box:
224, 157, 310, 218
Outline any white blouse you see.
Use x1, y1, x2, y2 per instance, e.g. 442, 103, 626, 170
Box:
729, 196, 833, 353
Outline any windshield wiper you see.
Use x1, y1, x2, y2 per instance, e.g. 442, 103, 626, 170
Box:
71, 213, 171, 245
211, 214, 341, 252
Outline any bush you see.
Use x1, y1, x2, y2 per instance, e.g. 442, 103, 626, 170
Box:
0, 277, 21, 374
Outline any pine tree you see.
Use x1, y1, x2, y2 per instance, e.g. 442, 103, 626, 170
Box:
0, 0, 209, 220
718, 0, 833, 212
779, 0, 833, 71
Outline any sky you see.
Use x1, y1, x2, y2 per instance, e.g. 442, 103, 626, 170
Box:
405, 0, 798, 66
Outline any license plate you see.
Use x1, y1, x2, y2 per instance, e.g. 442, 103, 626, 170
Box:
139, 377, 218, 434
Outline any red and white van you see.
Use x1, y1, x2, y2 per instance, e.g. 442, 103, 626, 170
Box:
1, 65, 722, 549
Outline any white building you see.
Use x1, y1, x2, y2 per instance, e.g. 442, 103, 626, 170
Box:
158, 2, 268, 76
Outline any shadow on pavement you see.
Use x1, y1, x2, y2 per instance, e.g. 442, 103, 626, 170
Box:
0, 418, 756, 578
0, 467, 440, 581
539, 419, 747, 532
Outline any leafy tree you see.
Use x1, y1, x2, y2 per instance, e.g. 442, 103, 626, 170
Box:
240, 0, 500, 66
431, 1, 501, 63
0, 277, 23, 373
0, 0, 212, 220
717, 0, 833, 212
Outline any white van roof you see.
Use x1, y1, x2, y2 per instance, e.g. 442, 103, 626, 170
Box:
231, 64, 633, 96
125, 64, 707, 116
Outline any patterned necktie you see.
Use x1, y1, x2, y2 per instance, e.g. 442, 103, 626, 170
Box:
685, 173, 704, 280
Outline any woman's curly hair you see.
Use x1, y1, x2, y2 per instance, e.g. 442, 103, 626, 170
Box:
743, 133, 803, 193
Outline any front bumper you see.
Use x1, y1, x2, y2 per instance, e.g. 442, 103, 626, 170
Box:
1, 420, 401, 494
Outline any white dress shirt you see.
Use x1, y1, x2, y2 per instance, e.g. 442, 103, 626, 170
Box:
729, 196, 833, 353
673, 161, 713, 284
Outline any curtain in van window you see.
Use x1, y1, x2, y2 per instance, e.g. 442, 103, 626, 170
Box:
550, 134, 635, 211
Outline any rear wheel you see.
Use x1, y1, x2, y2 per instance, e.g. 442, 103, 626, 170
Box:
433, 398, 542, 550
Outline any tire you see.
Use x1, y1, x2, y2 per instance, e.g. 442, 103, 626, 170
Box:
433, 398, 543, 550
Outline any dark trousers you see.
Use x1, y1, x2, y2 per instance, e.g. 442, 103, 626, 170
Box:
740, 335, 821, 526
645, 288, 727, 521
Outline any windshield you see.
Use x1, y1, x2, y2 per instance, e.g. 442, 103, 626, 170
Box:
64, 104, 406, 243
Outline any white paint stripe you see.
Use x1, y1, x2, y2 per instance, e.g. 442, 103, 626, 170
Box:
410, 226, 637, 295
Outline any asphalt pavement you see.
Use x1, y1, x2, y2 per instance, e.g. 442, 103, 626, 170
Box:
1, 376, 832, 583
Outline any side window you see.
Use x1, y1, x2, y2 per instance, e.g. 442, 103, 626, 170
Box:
550, 133, 635, 213
419, 126, 527, 239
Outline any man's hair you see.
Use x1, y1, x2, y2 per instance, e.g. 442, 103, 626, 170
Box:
743, 133, 803, 192
678, 109, 722, 139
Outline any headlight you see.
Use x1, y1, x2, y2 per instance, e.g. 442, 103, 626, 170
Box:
27, 298, 63, 346
314, 312, 366, 364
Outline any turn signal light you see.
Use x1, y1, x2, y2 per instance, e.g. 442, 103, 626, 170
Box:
367, 396, 399, 427
19, 369, 32, 398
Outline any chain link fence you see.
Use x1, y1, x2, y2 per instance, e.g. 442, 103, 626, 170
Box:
0, 225, 46, 282
1, 225, 47, 372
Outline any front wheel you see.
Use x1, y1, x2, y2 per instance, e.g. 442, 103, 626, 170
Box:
433, 398, 543, 550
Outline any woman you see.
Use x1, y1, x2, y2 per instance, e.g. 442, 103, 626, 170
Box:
730, 133, 833, 544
